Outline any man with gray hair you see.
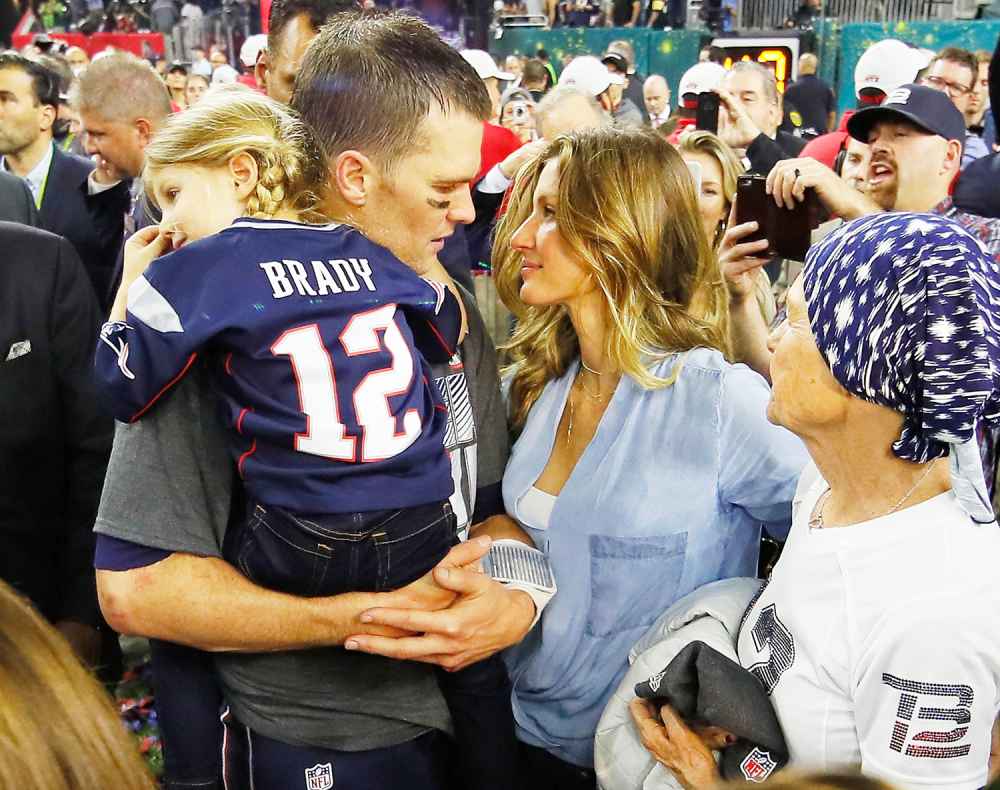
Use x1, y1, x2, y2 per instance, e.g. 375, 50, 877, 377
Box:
534, 83, 610, 139
70, 52, 170, 305
717, 59, 806, 174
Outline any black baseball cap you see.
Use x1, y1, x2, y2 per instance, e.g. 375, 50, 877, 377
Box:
167, 61, 188, 74
601, 52, 629, 73
847, 83, 966, 148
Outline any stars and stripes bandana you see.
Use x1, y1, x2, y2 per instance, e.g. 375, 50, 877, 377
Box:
803, 212, 1000, 523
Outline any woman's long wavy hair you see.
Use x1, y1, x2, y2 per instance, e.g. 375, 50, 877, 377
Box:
0, 580, 156, 789
494, 127, 730, 430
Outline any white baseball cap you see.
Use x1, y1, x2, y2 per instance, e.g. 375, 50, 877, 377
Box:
239, 33, 267, 69
854, 39, 928, 100
212, 64, 239, 85
559, 55, 625, 98
461, 49, 514, 81
677, 62, 726, 108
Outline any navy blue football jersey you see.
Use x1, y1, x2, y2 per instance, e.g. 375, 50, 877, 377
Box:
95, 218, 461, 513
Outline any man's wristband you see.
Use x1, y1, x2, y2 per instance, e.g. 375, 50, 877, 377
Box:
482, 539, 557, 628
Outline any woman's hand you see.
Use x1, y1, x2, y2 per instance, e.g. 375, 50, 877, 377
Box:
109, 226, 170, 322
629, 699, 722, 790
718, 204, 770, 306
344, 535, 536, 671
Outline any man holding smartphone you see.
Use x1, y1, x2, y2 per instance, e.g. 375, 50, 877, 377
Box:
722, 85, 1000, 381
716, 61, 806, 175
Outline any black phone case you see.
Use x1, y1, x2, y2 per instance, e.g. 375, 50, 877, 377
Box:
734, 174, 822, 262
695, 92, 720, 135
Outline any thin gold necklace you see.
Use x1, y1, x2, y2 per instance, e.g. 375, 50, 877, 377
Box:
809, 459, 939, 529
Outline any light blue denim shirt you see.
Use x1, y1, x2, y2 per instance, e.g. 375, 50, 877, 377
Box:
502, 348, 808, 768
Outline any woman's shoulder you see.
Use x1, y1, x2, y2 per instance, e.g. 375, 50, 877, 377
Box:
647, 347, 771, 393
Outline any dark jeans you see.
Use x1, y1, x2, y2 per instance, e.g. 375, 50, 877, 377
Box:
518, 742, 597, 790
154, 500, 517, 790
228, 501, 458, 597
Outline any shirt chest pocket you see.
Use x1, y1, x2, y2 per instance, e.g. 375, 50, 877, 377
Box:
585, 532, 688, 638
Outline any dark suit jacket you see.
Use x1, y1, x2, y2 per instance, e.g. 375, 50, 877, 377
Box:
0, 169, 38, 225
0, 222, 112, 628
746, 130, 808, 176
38, 145, 130, 313
105, 185, 161, 311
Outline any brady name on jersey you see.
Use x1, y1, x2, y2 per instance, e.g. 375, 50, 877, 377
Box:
95, 218, 462, 515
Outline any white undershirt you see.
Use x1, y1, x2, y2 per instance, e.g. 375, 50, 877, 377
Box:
518, 485, 556, 531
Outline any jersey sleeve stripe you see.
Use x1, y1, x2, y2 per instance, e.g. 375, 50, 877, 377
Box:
128, 352, 199, 423
128, 275, 185, 333
423, 319, 456, 358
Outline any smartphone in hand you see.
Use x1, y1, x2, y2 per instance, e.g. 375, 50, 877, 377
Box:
695, 92, 720, 135
735, 174, 822, 261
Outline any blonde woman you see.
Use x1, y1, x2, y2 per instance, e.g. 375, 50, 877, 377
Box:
0, 579, 155, 790
491, 127, 806, 788
677, 129, 777, 328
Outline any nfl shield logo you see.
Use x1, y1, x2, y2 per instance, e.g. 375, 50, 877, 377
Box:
740, 747, 777, 783
304, 762, 333, 790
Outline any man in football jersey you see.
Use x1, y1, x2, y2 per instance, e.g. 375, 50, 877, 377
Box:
94, 10, 537, 789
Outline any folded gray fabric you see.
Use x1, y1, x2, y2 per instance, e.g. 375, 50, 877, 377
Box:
635, 640, 789, 783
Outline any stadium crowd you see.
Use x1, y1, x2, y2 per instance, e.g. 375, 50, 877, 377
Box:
3, 3, 1000, 790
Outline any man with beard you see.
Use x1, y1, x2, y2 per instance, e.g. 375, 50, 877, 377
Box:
725, 84, 1000, 505
762, 85, 998, 249
95, 11, 535, 790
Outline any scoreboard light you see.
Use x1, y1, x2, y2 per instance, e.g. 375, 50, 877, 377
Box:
710, 37, 801, 94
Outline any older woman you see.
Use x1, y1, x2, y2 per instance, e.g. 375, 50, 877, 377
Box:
491, 127, 807, 788
633, 213, 1000, 789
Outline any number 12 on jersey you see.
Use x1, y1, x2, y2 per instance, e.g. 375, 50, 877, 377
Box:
270, 304, 422, 464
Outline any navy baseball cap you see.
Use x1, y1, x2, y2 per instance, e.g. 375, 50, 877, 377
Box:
847, 84, 966, 148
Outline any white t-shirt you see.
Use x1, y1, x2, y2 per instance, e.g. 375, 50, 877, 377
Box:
738, 465, 1000, 789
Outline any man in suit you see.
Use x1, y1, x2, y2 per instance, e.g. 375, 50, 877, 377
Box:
0, 221, 113, 669
69, 52, 171, 310
0, 169, 37, 224
0, 53, 129, 313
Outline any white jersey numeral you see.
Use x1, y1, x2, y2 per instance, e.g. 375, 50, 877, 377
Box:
341, 304, 421, 461
270, 305, 420, 463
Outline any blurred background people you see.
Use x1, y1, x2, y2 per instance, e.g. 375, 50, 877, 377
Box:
919, 47, 988, 166
164, 60, 188, 109
0, 53, 128, 309
643, 73, 671, 128
783, 53, 834, 138
184, 71, 209, 105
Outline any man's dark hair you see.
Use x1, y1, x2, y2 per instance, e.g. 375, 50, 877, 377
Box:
0, 53, 60, 108
706, 45, 726, 64
267, 0, 357, 56
536, 47, 549, 62
36, 53, 73, 100
522, 58, 547, 86
931, 47, 978, 89
292, 11, 491, 174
